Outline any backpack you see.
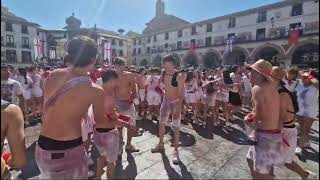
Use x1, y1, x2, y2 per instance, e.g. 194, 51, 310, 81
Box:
278, 85, 299, 113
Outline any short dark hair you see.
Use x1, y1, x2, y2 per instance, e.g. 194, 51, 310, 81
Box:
102, 69, 118, 83
162, 54, 176, 64
138, 67, 145, 74
113, 57, 126, 66
67, 36, 97, 68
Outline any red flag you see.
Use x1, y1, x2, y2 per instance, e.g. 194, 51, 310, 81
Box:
288, 29, 300, 46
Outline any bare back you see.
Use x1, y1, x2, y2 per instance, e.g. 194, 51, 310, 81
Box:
279, 93, 295, 125
251, 83, 280, 130
41, 68, 105, 141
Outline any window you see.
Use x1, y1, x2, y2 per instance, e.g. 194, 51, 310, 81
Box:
119, 50, 123, 57
1, 36, 4, 45
1, 51, 5, 58
138, 39, 142, 45
205, 37, 212, 46
256, 28, 266, 40
21, 25, 28, 34
21, 51, 32, 63
147, 37, 151, 43
138, 48, 141, 54
291, 3, 302, 16
227, 33, 235, 39
178, 30, 183, 38
164, 43, 169, 49
133, 39, 137, 45
6, 50, 17, 62
22, 37, 29, 48
191, 26, 197, 35
228, 17, 236, 28
177, 41, 182, 50
133, 48, 136, 55
147, 47, 151, 54
119, 40, 123, 46
111, 39, 116, 45
207, 24, 212, 32
6, 22, 13, 31
6, 35, 14, 46
257, 11, 267, 23
153, 35, 157, 42
289, 23, 303, 35
165, 32, 169, 40
190, 39, 196, 47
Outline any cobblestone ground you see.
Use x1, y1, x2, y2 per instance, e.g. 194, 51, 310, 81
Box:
5, 109, 319, 179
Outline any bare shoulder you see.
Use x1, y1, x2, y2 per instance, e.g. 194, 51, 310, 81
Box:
90, 83, 104, 96
3, 104, 23, 122
251, 85, 261, 94
46, 68, 68, 80
124, 71, 136, 81
177, 72, 187, 82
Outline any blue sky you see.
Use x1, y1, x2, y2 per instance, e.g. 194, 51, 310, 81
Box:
2, 0, 281, 33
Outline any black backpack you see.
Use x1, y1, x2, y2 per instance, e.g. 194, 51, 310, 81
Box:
278, 85, 299, 114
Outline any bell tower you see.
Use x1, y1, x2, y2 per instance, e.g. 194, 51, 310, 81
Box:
156, 0, 165, 17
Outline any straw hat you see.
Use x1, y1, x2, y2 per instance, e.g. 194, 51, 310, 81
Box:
270, 66, 286, 81
246, 59, 273, 80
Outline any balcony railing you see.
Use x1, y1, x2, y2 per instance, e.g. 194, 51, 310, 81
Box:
6, 43, 15, 48
21, 44, 30, 49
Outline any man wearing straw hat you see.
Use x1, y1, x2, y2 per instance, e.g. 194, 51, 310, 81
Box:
270, 67, 317, 179
245, 59, 283, 179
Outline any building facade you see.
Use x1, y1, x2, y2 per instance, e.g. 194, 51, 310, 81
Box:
132, 0, 319, 68
1, 6, 40, 66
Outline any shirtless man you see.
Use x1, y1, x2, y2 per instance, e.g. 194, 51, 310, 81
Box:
35, 36, 106, 179
114, 57, 139, 153
246, 59, 283, 179
1, 99, 27, 179
270, 67, 316, 179
151, 54, 186, 165
136, 68, 147, 118
94, 69, 135, 179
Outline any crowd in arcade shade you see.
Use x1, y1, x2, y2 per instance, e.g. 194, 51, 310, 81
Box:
1, 35, 319, 179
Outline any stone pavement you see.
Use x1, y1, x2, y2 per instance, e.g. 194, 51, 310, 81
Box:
7, 113, 319, 180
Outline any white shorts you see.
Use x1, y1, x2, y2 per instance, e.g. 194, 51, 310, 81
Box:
23, 90, 32, 100
216, 92, 229, 103
282, 127, 297, 164
185, 92, 198, 104
32, 87, 43, 97
297, 109, 318, 120
134, 89, 146, 105
147, 91, 161, 106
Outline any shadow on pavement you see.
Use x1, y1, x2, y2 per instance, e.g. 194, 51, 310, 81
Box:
18, 142, 40, 180
114, 152, 137, 179
161, 152, 193, 180
192, 123, 214, 140
211, 125, 249, 145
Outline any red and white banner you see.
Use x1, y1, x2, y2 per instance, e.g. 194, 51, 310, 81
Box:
104, 41, 111, 64
33, 38, 43, 59
288, 29, 300, 46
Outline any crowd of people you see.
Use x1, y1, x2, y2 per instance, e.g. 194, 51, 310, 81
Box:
1, 35, 319, 179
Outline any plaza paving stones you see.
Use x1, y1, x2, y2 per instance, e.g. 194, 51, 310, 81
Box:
9, 117, 319, 179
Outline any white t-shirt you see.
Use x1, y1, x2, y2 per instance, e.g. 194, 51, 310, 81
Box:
295, 83, 319, 119
145, 75, 160, 92
1, 78, 23, 105
242, 75, 252, 93
15, 75, 33, 91
283, 79, 298, 92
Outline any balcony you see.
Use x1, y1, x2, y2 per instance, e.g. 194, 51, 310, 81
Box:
21, 44, 30, 49
6, 43, 16, 48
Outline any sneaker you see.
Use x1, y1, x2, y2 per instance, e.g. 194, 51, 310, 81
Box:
151, 143, 165, 153
306, 170, 317, 179
125, 145, 140, 153
172, 151, 181, 165
295, 147, 303, 156
87, 156, 94, 166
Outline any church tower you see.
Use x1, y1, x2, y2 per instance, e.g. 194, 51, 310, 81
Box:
156, 0, 165, 17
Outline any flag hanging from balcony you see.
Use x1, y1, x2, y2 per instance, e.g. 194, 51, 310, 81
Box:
288, 28, 300, 46
190, 41, 196, 55
33, 38, 43, 60
104, 41, 111, 64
